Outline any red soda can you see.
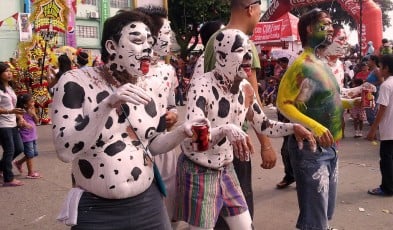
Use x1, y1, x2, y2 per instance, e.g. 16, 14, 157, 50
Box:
191, 124, 209, 152
361, 89, 373, 108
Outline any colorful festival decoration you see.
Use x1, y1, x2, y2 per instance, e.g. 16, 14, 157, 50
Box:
29, 0, 69, 33
15, 0, 69, 125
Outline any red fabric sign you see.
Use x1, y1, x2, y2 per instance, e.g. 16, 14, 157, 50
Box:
251, 20, 283, 43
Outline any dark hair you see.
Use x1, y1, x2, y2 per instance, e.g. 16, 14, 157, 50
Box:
278, 57, 289, 64
101, 10, 154, 63
380, 54, 393, 75
382, 38, 389, 44
77, 51, 89, 67
56, 54, 72, 79
135, 5, 167, 37
16, 93, 32, 109
368, 55, 379, 66
199, 20, 224, 47
352, 78, 363, 87
231, 0, 250, 9
0, 62, 10, 92
332, 24, 344, 37
298, 8, 330, 47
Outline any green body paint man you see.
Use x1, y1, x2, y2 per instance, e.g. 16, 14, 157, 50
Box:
276, 9, 359, 230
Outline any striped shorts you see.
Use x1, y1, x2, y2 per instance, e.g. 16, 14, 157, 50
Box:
174, 154, 248, 228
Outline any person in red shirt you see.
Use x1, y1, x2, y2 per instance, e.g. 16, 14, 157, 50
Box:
353, 62, 370, 82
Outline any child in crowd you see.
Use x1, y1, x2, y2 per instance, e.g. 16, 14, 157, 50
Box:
367, 54, 393, 196
13, 93, 41, 179
350, 78, 366, 137
261, 78, 278, 106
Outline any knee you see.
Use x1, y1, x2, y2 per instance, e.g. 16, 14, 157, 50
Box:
223, 210, 253, 230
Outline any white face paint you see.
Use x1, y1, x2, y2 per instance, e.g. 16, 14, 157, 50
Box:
153, 19, 172, 56
108, 22, 154, 77
214, 29, 252, 81
324, 28, 348, 58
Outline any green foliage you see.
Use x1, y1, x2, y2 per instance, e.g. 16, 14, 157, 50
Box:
168, 0, 230, 60
290, 0, 392, 31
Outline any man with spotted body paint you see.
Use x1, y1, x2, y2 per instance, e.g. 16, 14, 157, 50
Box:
276, 9, 359, 230
51, 10, 208, 229
174, 29, 315, 230
135, 5, 180, 223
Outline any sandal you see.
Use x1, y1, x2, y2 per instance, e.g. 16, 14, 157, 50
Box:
276, 179, 295, 189
368, 187, 393, 197
3, 179, 24, 187
26, 172, 41, 179
13, 160, 23, 173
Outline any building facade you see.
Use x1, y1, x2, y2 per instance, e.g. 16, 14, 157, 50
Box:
0, 0, 168, 61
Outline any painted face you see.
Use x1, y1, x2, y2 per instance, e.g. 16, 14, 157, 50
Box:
310, 14, 333, 48
324, 28, 348, 58
153, 19, 172, 56
0, 68, 12, 84
214, 29, 253, 81
107, 22, 154, 77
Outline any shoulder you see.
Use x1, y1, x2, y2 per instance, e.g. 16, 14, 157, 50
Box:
381, 77, 393, 89
56, 67, 102, 93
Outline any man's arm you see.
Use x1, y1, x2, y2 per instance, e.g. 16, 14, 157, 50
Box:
248, 68, 277, 169
276, 66, 334, 147
367, 104, 386, 140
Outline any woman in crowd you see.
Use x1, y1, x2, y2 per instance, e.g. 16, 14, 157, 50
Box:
76, 50, 89, 69
47, 54, 72, 89
0, 62, 25, 186
365, 55, 384, 125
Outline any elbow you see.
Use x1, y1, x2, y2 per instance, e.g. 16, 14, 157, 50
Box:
148, 145, 162, 156
57, 150, 73, 163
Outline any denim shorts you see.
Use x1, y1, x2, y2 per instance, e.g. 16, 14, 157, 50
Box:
23, 140, 38, 158
288, 135, 338, 230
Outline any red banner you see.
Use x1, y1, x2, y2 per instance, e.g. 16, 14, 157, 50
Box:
251, 20, 283, 43
262, 0, 382, 55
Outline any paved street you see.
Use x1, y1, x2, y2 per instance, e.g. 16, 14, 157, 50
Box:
1, 106, 392, 230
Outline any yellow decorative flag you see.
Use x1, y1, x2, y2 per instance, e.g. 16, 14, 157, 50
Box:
30, 0, 69, 33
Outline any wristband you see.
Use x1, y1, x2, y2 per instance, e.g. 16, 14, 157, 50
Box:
262, 146, 272, 151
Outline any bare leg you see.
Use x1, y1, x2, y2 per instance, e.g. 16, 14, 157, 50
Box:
353, 118, 358, 132
26, 158, 34, 175
189, 225, 213, 230
17, 156, 27, 165
223, 210, 253, 230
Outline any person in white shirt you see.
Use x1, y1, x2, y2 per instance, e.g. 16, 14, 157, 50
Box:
367, 54, 393, 197
0, 62, 26, 187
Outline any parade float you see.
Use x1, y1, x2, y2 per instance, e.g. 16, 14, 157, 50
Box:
16, 0, 69, 125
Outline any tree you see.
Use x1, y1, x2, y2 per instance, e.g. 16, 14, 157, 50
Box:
290, 0, 393, 30
168, 0, 230, 61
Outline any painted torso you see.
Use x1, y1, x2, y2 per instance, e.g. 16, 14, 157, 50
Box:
51, 67, 172, 199
182, 72, 294, 169
145, 61, 177, 115
279, 49, 344, 140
